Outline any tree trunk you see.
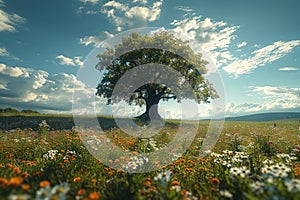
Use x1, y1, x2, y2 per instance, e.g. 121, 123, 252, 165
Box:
135, 95, 162, 122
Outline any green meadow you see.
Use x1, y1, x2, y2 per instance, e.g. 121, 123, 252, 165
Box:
0, 115, 300, 200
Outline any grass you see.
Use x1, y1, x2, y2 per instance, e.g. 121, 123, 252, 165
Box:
0, 118, 300, 199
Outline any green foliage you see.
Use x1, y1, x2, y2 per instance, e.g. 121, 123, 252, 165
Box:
96, 31, 218, 119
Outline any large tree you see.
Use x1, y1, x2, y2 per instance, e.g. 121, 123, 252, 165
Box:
96, 31, 218, 121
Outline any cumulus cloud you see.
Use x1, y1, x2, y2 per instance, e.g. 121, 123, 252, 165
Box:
80, 0, 99, 4
170, 15, 239, 73
278, 67, 299, 71
56, 55, 83, 67
223, 40, 300, 78
0, 47, 8, 56
176, 6, 194, 12
169, 15, 300, 77
0, 2, 25, 32
226, 86, 300, 115
80, 31, 114, 46
0, 63, 98, 112
101, 0, 163, 31
237, 41, 247, 48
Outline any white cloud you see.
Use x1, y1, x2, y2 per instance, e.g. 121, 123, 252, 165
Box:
226, 86, 300, 115
80, 31, 113, 46
80, 0, 99, 4
237, 41, 247, 48
169, 16, 300, 77
223, 40, 300, 78
0, 63, 98, 112
101, 0, 163, 31
56, 55, 83, 67
0, 63, 25, 77
0, 47, 8, 56
278, 67, 299, 71
170, 15, 239, 73
176, 6, 194, 12
133, 0, 147, 4
0, 6, 25, 32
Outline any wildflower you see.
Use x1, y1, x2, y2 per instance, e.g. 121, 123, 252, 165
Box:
107, 171, 114, 176
8, 194, 31, 200
73, 177, 81, 182
77, 189, 86, 196
276, 153, 297, 163
21, 172, 29, 178
284, 179, 300, 193
22, 184, 30, 191
0, 177, 9, 187
171, 180, 180, 186
36, 182, 69, 200
9, 176, 23, 187
219, 190, 233, 198
250, 181, 265, 195
89, 191, 100, 200
261, 163, 291, 178
143, 181, 151, 187
171, 185, 181, 192
122, 155, 149, 172
13, 167, 20, 174
91, 179, 97, 183
39, 120, 49, 128
211, 178, 220, 186
43, 150, 58, 160
210, 187, 217, 193
230, 166, 250, 178
40, 180, 51, 188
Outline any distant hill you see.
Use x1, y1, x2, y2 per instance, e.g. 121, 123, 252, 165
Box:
225, 112, 300, 122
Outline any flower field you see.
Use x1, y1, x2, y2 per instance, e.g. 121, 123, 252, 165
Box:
1, 120, 300, 200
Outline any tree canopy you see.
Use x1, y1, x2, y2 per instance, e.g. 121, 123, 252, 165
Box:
96, 31, 218, 120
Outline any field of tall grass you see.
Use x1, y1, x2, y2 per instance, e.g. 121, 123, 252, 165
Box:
0, 118, 300, 199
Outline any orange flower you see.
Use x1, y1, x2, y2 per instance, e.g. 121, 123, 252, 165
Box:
9, 176, 23, 187
210, 187, 217, 193
13, 167, 21, 174
22, 184, 30, 191
0, 177, 9, 187
143, 181, 151, 187
6, 163, 14, 169
89, 191, 100, 200
146, 177, 151, 181
21, 172, 29, 178
211, 178, 220, 186
64, 159, 69, 163
171, 180, 180, 186
91, 179, 97, 183
73, 177, 81, 182
40, 180, 51, 188
77, 189, 86, 196
181, 189, 187, 196
107, 171, 113, 176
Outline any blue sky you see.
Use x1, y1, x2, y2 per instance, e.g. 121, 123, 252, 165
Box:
0, 0, 299, 118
